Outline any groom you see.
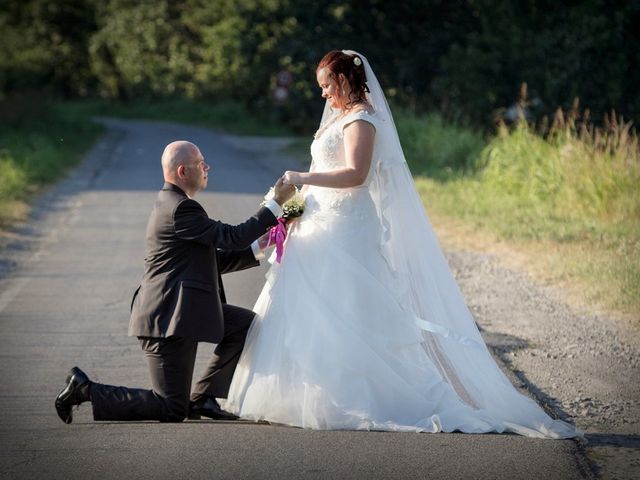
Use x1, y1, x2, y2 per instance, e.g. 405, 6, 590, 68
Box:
55, 140, 294, 423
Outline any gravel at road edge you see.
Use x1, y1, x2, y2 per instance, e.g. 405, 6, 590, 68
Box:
446, 249, 640, 480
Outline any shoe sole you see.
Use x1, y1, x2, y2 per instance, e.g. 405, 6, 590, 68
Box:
55, 367, 83, 424
55, 395, 73, 424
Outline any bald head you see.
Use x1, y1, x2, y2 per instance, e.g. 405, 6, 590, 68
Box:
162, 141, 200, 180
161, 140, 209, 197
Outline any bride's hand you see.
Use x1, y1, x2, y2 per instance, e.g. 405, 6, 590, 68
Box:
283, 171, 303, 185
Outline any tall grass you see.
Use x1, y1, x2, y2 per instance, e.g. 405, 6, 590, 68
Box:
395, 111, 486, 178
0, 99, 103, 226
475, 105, 639, 235
0, 151, 27, 201
411, 105, 640, 318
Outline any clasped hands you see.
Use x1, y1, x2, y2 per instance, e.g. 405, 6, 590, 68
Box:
272, 170, 303, 206
258, 171, 303, 250
282, 170, 303, 186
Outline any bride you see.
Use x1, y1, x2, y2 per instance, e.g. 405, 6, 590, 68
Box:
223, 50, 580, 438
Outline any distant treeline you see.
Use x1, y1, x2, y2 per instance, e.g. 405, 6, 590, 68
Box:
1, 0, 638, 131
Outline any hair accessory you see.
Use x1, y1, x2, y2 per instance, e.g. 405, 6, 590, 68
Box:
353, 56, 362, 66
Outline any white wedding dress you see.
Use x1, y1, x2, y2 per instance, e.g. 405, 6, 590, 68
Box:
223, 52, 580, 439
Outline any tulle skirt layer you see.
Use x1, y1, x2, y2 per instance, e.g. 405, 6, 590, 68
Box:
223, 187, 579, 438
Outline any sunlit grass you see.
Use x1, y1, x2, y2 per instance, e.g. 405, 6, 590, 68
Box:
0, 105, 103, 226
410, 108, 639, 319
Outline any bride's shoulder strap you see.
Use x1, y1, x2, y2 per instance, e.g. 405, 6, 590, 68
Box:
341, 108, 378, 132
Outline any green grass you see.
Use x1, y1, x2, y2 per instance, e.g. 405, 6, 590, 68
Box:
0, 105, 103, 226
407, 114, 640, 318
58, 98, 293, 137
395, 110, 486, 178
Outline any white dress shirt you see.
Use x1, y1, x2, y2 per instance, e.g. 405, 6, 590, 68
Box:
251, 198, 283, 260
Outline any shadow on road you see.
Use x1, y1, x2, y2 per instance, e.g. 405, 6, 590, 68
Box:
480, 326, 579, 427
585, 432, 640, 448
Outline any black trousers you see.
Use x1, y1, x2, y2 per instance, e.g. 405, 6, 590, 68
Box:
90, 305, 254, 422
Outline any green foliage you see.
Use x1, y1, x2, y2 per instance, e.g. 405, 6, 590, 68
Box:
395, 110, 486, 177
2, 1, 637, 131
0, 0, 98, 96
0, 151, 27, 201
434, 0, 640, 127
89, 0, 195, 99
0, 103, 103, 222
411, 109, 640, 315
468, 112, 640, 236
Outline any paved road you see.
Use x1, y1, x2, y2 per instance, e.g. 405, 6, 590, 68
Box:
0, 119, 591, 479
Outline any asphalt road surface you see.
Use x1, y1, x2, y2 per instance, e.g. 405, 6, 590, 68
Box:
0, 119, 592, 480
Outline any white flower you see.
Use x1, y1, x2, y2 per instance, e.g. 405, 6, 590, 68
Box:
261, 186, 305, 219
285, 188, 305, 209
282, 189, 305, 219
353, 56, 362, 66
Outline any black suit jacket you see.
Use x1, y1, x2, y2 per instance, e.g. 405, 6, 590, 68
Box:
129, 182, 277, 343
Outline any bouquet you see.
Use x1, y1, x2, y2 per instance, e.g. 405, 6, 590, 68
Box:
261, 187, 305, 263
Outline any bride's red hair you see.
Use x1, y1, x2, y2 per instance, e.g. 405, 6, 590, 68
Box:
317, 50, 369, 109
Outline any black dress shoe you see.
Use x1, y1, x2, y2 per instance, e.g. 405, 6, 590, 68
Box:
55, 366, 92, 424
188, 397, 238, 421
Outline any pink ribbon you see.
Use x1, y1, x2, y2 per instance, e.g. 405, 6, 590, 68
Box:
267, 217, 287, 263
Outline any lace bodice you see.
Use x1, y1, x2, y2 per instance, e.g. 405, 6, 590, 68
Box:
310, 110, 379, 186
303, 110, 380, 220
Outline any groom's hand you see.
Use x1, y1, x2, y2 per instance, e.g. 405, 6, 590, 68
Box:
273, 176, 295, 206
